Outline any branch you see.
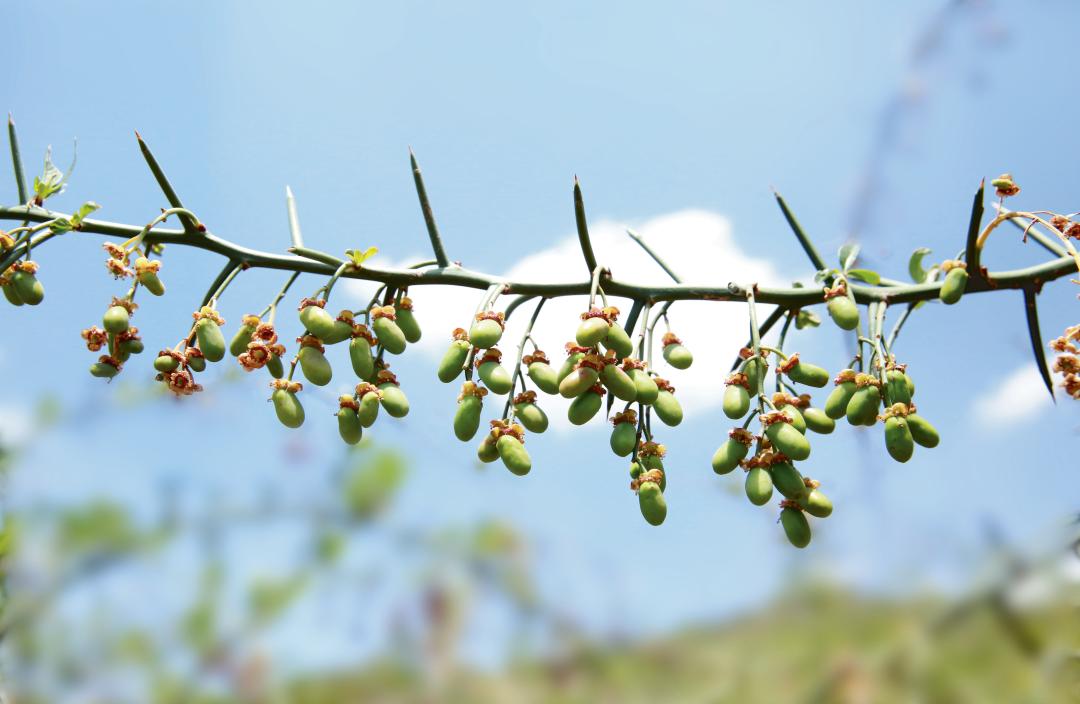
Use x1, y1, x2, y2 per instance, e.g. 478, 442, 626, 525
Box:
409, 149, 451, 268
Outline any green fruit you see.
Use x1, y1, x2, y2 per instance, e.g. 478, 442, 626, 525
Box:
477, 434, 500, 463
743, 357, 766, 394
785, 359, 830, 388
640, 454, 663, 471
230, 324, 256, 357
780, 507, 811, 548
120, 338, 144, 356
885, 370, 912, 405
395, 306, 422, 343
780, 405, 807, 434
527, 362, 559, 395
298, 345, 333, 386
907, 413, 939, 448
723, 385, 750, 419
2, 283, 24, 306
663, 344, 693, 370
556, 351, 585, 384
299, 305, 336, 339
357, 393, 380, 427
266, 354, 284, 379
559, 366, 599, 398
154, 355, 179, 372
653, 390, 683, 427
799, 489, 833, 518
89, 361, 120, 378
497, 435, 532, 475
186, 353, 206, 372
372, 316, 407, 355
337, 408, 363, 445
437, 339, 470, 383
712, 439, 749, 475
351, 338, 376, 379
601, 364, 637, 402
103, 305, 130, 334
802, 407, 835, 434
321, 318, 353, 345
453, 395, 483, 441
629, 460, 644, 480
827, 295, 859, 330
884, 416, 914, 463
603, 324, 634, 358
272, 389, 305, 428
940, 267, 968, 305
576, 317, 610, 347
514, 402, 549, 434
11, 270, 43, 305
469, 318, 503, 349
478, 360, 513, 395
765, 421, 811, 461
846, 386, 881, 426
567, 390, 603, 425
135, 260, 165, 296
195, 318, 226, 362
628, 368, 658, 404
825, 380, 857, 419
378, 383, 410, 418
745, 467, 774, 505
770, 461, 807, 499
610, 422, 637, 457
637, 482, 667, 526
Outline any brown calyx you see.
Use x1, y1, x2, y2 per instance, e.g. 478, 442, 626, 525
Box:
475, 310, 505, 327
297, 334, 325, 351
654, 378, 674, 393
297, 297, 326, 311
376, 370, 399, 386
370, 304, 396, 321
271, 379, 303, 393
512, 390, 537, 405
522, 350, 549, 365
459, 381, 489, 401
729, 428, 755, 446
612, 409, 638, 426
725, 372, 750, 389
355, 382, 381, 399
834, 369, 857, 385
661, 332, 682, 347
475, 348, 503, 366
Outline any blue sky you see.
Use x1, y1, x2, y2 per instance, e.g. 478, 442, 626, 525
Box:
2, 0, 1079, 669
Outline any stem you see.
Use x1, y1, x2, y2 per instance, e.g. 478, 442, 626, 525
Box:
409, 149, 451, 268
201, 260, 242, 309
588, 265, 606, 308
993, 203, 1068, 258
318, 261, 351, 299
885, 302, 916, 352
976, 210, 1080, 278
260, 271, 301, 324
502, 298, 547, 419
774, 312, 796, 392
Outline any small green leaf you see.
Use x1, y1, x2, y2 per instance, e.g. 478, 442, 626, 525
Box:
838, 243, 860, 272
31, 143, 77, 204
346, 246, 379, 267
71, 201, 100, 227
846, 268, 881, 285
908, 248, 932, 283
50, 217, 73, 234
795, 310, 821, 329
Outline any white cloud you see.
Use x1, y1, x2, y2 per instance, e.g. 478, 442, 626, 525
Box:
0, 404, 33, 447
971, 363, 1053, 426
342, 209, 787, 431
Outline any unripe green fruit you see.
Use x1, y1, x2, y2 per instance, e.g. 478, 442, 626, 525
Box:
321, 319, 353, 345
2, 283, 23, 306
136, 269, 165, 296
272, 389, 305, 428
884, 416, 914, 463
453, 395, 483, 441
906, 413, 939, 448
11, 270, 43, 305
120, 338, 144, 356
89, 361, 119, 378
770, 462, 807, 499
825, 381, 856, 419
514, 402, 549, 434
637, 482, 667, 526
186, 353, 206, 372
846, 386, 881, 426
559, 366, 599, 398
827, 295, 859, 330
266, 354, 284, 379
628, 368, 658, 404
601, 364, 637, 402
154, 355, 179, 372
653, 390, 683, 427
299, 306, 336, 340
298, 346, 333, 386
351, 338, 376, 380
576, 317, 610, 347
765, 421, 811, 461
723, 385, 750, 419
103, 305, 130, 334
603, 324, 634, 358
372, 316, 407, 355
743, 357, 766, 394
712, 439, 749, 475
395, 307, 422, 343
939, 267, 968, 305
358, 393, 380, 427
610, 422, 637, 457
745, 467, 774, 505
885, 370, 913, 405
780, 507, 811, 548
557, 352, 585, 386
567, 390, 602, 425
436, 339, 470, 383
785, 360, 830, 388
477, 434, 500, 463
378, 384, 410, 418
496, 435, 531, 475
802, 407, 835, 434
640, 454, 663, 471
337, 408, 363, 445
230, 324, 256, 357
478, 361, 513, 395
781, 405, 807, 434
469, 318, 503, 349
527, 362, 559, 395
195, 318, 226, 362
663, 343, 693, 370
799, 489, 833, 518
629, 460, 643, 480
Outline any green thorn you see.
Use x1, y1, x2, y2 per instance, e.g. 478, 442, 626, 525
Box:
134, 131, 199, 233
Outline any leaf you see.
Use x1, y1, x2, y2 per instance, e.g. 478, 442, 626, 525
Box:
31, 143, 76, 204
838, 243, 860, 272
908, 248, 932, 283
49, 218, 73, 234
71, 201, 100, 227
1022, 287, 1055, 402
346, 246, 379, 267
846, 268, 881, 285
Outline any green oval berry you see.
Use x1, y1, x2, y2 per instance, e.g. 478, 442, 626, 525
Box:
663, 343, 693, 370
136, 268, 165, 296
610, 421, 637, 457
477, 434, 500, 463
266, 353, 284, 379
825, 380, 857, 419
89, 361, 120, 378
827, 295, 859, 330
478, 361, 513, 395
637, 482, 667, 526
576, 317, 610, 347
884, 416, 914, 463
436, 339, 469, 383
514, 402, 549, 434
939, 267, 968, 305
496, 435, 531, 475
799, 489, 833, 518
321, 318, 354, 345
230, 323, 256, 357
395, 306, 422, 343
628, 368, 658, 405
1, 283, 23, 306
11, 270, 43, 305
743, 357, 766, 395
765, 421, 811, 461
154, 354, 179, 372
337, 408, 363, 445
527, 362, 559, 395
298, 346, 333, 386
603, 324, 634, 358
357, 393, 380, 427
372, 316, 407, 355
453, 395, 483, 442
885, 369, 912, 405
711, 439, 749, 475
723, 384, 750, 419
195, 318, 226, 362
120, 338, 144, 356
786, 359, 830, 388
556, 351, 584, 384
272, 389, 305, 428
299, 306, 336, 340
745, 467, 774, 506
567, 390, 602, 425
780, 405, 807, 434
351, 337, 376, 380
780, 507, 811, 548
378, 383, 410, 418
770, 461, 807, 499
629, 460, 644, 480
653, 390, 683, 427
802, 407, 835, 434
469, 318, 503, 349
559, 366, 598, 398
186, 352, 206, 372
906, 413, 939, 448
845, 386, 881, 426
103, 305, 130, 334
601, 364, 637, 402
